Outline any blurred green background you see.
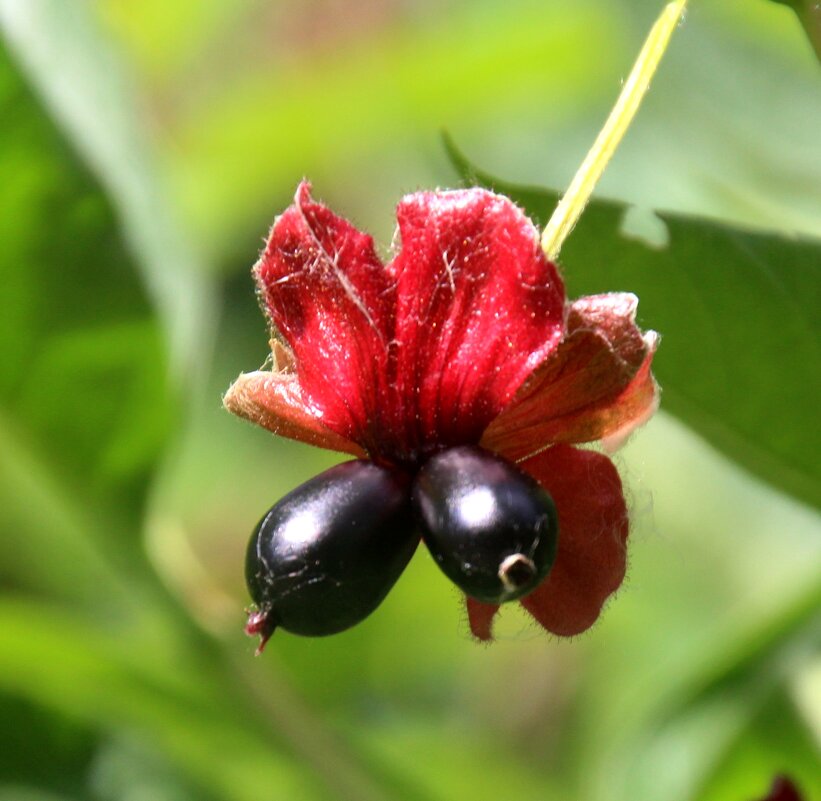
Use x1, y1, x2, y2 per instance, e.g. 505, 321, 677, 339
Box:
0, 1, 819, 800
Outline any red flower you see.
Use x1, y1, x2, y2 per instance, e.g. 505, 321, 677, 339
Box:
225, 182, 658, 640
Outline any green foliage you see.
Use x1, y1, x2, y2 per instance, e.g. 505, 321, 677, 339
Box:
696, 691, 820, 801
0, 1, 819, 800
0, 43, 173, 619
0, 46, 170, 510
445, 135, 821, 511
0, 0, 215, 380
768, 0, 821, 60
0, 693, 96, 800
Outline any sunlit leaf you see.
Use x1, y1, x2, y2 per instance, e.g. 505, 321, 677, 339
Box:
445, 135, 821, 510
0, 47, 170, 507
633, 583, 820, 801
695, 690, 820, 801
0, 45, 176, 606
0, 601, 327, 801
768, 0, 821, 61
0, 0, 216, 381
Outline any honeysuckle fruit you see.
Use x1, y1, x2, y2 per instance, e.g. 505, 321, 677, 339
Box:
245, 460, 416, 647
225, 182, 659, 644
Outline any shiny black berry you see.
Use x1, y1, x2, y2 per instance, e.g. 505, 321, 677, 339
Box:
245, 460, 418, 643
412, 446, 558, 604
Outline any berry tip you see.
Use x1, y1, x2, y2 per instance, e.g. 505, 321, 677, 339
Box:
245, 608, 277, 654
498, 553, 537, 593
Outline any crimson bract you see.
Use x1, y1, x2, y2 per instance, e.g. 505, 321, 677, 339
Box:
225, 181, 659, 644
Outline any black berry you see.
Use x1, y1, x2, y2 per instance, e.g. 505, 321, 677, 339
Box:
245, 460, 417, 644
412, 446, 558, 604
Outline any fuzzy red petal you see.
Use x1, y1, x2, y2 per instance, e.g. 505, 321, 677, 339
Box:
518, 444, 629, 637
387, 189, 565, 460
223, 371, 366, 457
466, 444, 628, 641
481, 293, 658, 460
254, 182, 395, 453
466, 597, 500, 641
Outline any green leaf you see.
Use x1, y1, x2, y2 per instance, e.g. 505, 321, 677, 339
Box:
0, 46, 171, 505
667, 573, 821, 714
0, 0, 218, 594
579, 570, 821, 801
695, 690, 821, 801
445, 135, 821, 510
0, 693, 96, 800
0, 601, 328, 801
0, 791, 80, 801
769, 0, 821, 61
0, 0, 216, 382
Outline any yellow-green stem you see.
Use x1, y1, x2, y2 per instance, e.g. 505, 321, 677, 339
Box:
542, 0, 687, 261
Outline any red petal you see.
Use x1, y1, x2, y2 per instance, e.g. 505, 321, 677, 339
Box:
600, 350, 659, 452
388, 189, 565, 458
223, 371, 365, 457
254, 182, 395, 452
517, 444, 628, 637
481, 293, 658, 460
466, 597, 500, 642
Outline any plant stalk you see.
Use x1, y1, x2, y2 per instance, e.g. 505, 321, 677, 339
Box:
542, 0, 687, 261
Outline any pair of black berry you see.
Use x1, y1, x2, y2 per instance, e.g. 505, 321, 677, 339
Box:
245, 446, 559, 643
